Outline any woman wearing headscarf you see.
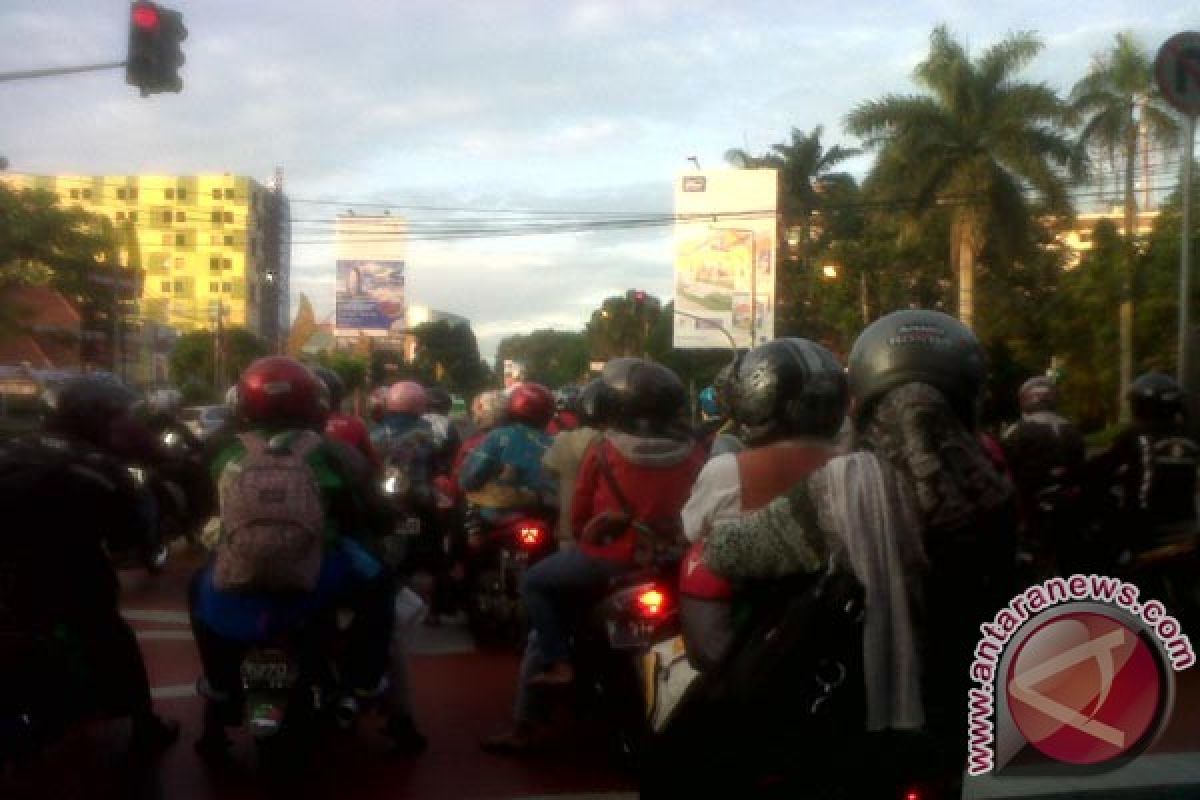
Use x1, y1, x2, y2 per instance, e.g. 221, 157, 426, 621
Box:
691, 310, 1017, 796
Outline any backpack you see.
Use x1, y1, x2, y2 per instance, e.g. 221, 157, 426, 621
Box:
214, 431, 325, 592
1139, 433, 1200, 525
581, 442, 687, 567
378, 427, 436, 510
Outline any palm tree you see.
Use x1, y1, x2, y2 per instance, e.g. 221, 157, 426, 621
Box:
1070, 32, 1180, 420
725, 125, 860, 264
845, 25, 1079, 329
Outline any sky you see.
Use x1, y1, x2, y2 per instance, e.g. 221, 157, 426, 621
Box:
0, 0, 1193, 361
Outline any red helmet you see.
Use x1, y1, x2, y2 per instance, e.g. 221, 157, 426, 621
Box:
237, 356, 324, 427
507, 382, 555, 427
386, 381, 427, 414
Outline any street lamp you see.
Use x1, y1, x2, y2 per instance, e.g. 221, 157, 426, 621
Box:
821, 264, 840, 280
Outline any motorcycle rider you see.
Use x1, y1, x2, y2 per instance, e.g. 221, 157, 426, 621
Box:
546, 386, 582, 435
1001, 376, 1086, 577
689, 310, 1016, 796
189, 357, 396, 761
458, 383, 557, 522
696, 362, 743, 457
423, 386, 462, 476
1088, 372, 1199, 556
542, 379, 609, 550
316, 366, 380, 472
481, 360, 703, 754
679, 338, 848, 670
0, 375, 180, 755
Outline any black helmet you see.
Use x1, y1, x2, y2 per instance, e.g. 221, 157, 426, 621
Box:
847, 309, 985, 426
44, 374, 140, 447
713, 361, 739, 417
312, 366, 345, 411
1129, 372, 1184, 424
1018, 376, 1058, 414
555, 385, 582, 412
601, 357, 686, 436
425, 386, 452, 415
577, 378, 613, 427
735, 338, 847, 445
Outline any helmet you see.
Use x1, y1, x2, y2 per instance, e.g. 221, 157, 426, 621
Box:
735, 338, 847, 445
1018, 376, 1058, 414
507, 382, 556, 427
698, 387, 720, 418
44, 374, 139, 447
237, 356, 324, 428
714, 362, 739, 414
1129, 372, 1184, 424
601, 357, 687, 435
386, 381, 427, 415
312, 366, 345, 411
847, 309, 985, 426
555, 385, 582, 412
425, 386, 452, 415
577, 379, 613, 427
471, 389, 507, 430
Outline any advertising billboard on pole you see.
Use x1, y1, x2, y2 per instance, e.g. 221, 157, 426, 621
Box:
334, 215, 407, 338
672, 169, 777, 350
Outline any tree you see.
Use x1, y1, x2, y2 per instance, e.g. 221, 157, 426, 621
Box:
495, 329, 589, 387
585, 292, 663, 360
169, 326, 269, 402
287, 293, 319, 357
845, 25, 1079, 330
1070, 32, 1181, 419
410, 319, 491, 395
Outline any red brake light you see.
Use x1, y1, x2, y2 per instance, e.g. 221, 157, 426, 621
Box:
132, 4, 160, 30
518, 524, 544, 548
904, 791, 922, 800
636, 588, 666, 617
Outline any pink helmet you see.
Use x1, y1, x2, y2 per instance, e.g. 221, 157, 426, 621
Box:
386, 381, 427, 414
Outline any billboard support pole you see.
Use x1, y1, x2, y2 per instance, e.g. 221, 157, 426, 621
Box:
750, 236, 757, 346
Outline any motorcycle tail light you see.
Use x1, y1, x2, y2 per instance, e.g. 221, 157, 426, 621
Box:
636, 587, 667, 618
517, 523, 545, 549
904, 790, 922, 800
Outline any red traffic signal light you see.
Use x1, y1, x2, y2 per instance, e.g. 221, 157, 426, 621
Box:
131, 3, 160, 30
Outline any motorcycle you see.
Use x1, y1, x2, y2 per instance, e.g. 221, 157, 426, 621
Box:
464, 507, 556, 646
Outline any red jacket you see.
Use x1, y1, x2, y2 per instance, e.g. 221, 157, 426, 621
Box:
571, 434, 705, 565
547, 410, 581, 436
451, 431, 488, 501
325, 412, 379, 471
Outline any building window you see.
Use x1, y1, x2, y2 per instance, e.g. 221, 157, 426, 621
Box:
165, 188, 175, 200
222, 282, 232, 293
212, 188, 222, 200
210, 257, 221, 271
117, 188, 126, 200
210, 282, 219, 292
211, 211, 222, 224
175, 233, 186, 246
174, 257, 186, 269
69, 188, 80, 199
223, 258, 233, 270
175, 211, 185, 222
173, 280, 185, 293
81, 189, 92, 200
162, 211, 173, 224
161, 281, 172, 293
178, 188, 187, 200
223, 212, 234, 224
224, 235, 234, 246
223, 188, 235, 200
115, 211, 126, 222
129, 211, 138, 223
129, 188, 139, 200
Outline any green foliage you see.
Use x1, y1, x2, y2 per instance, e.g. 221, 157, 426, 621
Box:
319, 351, 368, 394
496, 329, 589, 387
169, 327, 269, 402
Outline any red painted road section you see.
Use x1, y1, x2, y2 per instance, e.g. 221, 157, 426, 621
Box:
4, 550, 635, 800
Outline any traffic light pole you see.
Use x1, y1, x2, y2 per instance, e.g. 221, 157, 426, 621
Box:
0, 61, 127, 83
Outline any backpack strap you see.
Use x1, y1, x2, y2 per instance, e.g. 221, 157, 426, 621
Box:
596, 441, 635, 518
237, 431, 269, 457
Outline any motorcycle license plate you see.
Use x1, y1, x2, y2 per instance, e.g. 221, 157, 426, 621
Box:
396, 516, 422, 537
607, 618, 659, 649
241, 651, 295, 690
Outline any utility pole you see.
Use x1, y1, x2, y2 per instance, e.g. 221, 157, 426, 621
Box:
213, 299, 224, 391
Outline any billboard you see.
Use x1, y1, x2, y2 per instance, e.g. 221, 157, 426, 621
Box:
673, 170, 777, 349
335, 259, 406, 336
334, 215, 407, 338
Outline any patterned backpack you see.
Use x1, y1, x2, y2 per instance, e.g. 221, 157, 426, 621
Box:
214, 431, 325, 592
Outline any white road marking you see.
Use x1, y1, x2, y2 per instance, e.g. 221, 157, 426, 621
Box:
123, 609, 190, 624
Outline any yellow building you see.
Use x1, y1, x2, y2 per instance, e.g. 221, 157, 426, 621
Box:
1058, 206, 1160, 268
3, 173, 287, 338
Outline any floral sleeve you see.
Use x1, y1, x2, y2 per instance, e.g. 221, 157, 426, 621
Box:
704, 478, 832, 579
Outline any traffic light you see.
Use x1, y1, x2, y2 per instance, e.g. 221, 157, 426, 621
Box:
626, 289, 661, 312
126, 1, 186, 96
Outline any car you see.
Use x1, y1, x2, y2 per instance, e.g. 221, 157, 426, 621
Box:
181, 404, 232, 440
